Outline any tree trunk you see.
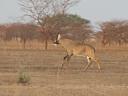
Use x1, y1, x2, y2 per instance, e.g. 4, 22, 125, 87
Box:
44, 39, 48, 50
23, 39, 26, 49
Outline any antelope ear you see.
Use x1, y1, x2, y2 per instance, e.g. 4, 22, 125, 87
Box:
57, 34, 61, 40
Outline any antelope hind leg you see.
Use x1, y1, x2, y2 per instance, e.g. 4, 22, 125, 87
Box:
61, 55, 69, 69
93, 58, 101, 72
62, 54, 73, 70
84, 56, 92, 72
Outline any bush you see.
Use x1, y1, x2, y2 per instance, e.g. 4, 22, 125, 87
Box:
18, 71, 31, 85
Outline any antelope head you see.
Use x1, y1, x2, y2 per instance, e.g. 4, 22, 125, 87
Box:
53, 33, 61, 45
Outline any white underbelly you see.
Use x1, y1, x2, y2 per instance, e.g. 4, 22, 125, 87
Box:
74, 53, 86, 57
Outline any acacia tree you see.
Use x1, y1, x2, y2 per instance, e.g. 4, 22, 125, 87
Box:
0, 24, 7, 40
100, 20, 128, 46
4, 23, 38, 48
43, 14, 92, 42
19, 0, 80, 50
18, 23, 38, 48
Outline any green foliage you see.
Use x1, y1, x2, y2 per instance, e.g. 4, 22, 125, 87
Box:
44, 14, 90, 27
64, 14, 90, 24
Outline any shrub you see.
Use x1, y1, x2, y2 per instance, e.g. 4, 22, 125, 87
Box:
18, 71, 31, 85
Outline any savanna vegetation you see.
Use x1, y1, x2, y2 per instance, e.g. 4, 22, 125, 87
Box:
0, 0, 128, 50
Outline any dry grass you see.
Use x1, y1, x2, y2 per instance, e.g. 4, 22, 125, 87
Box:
0, 40, 62, 50
0, 41, 128, 96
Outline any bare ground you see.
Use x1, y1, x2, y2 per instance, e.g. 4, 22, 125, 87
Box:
0, 49, 128, 96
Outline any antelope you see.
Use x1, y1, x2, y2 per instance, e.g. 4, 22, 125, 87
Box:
54, 33, 101, 71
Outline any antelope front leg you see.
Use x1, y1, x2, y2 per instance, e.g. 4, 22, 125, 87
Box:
61, 53, 73, 69
61, 55, 69, 69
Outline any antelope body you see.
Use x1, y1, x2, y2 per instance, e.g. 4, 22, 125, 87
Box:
54, 34, 101, 71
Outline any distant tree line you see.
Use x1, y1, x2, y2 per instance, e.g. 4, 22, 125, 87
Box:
97, 20, 128, 46
0, 23, 40, 48
0, 18, 128, 49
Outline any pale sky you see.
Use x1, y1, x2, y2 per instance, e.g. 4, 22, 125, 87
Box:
0, 0, 128, 25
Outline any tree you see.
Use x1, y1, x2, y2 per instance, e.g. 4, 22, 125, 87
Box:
4, 23, 38, 48
0, 24, 6, 40
19, 0, 80, 50
18, 23, 38, 48
100, 20, 128, 46
42, 14, 92, 42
